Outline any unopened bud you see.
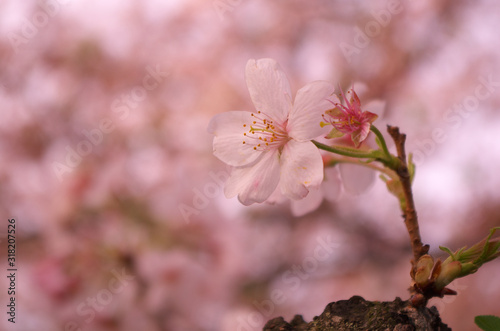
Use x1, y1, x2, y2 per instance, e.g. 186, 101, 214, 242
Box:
435, 261, 462, 289
414, 254, 434, 285
459, 262, 478, 276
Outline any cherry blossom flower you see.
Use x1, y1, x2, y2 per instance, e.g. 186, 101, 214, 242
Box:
321, 87, 378, 147
266, 165, 342, 216
208, 58, 334, 205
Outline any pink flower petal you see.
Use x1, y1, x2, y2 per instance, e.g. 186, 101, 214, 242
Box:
290, 186, 324, 217
339, 163, 375, 195
245, 59, 292, 124
265, 186, 288, 205
323, 166, 342, 202
208, 111, 263, 166
224, 150, 281, 205
288, 81, 335, 141
351, 122, 371, 147
279, 140, 324, 200
347, 88, 361, 110
363, 111, 379, 123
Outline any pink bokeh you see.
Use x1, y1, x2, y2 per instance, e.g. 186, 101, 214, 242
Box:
0, 1, 499, 330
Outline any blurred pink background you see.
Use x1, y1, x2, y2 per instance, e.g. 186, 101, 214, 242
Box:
1, 1, 500, 330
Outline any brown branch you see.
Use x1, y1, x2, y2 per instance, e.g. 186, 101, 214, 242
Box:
387, 126, 429, 272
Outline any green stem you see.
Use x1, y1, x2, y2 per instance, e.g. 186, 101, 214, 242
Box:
312, 140, 377, 159
370, 125, 391, 159
386, 125, 428, 271
325, 156, 397, 178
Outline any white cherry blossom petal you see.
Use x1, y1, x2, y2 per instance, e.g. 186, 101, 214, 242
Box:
279, 140, 324, 200
339, 163, 375, 195
265, 186, 288, 205
224, 150, 281, 205
288, 81, 335, 141
209, 58, 334, 206
290, 186, 324, 217
323, 166, 342, 202
245, 59, 292, 124
208, 111, 263, 167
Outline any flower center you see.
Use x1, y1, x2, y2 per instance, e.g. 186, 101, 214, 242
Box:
322, 101, 362, 134
331, 112, 361, 130
242, 111, 288, 151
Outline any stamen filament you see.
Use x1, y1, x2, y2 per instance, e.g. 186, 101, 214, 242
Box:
242, 111, 288, 152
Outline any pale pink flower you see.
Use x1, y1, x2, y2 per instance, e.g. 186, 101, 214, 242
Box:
322, 87, 378, 147
267, 166, 342, 216
208, 58, 334, 205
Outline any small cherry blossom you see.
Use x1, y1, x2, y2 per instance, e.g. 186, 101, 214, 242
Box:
208, 58, 334, 205
321, 87, 378, 147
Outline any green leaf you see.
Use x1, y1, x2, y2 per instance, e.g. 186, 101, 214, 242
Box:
439, 246, 457, 260
439, 227, 500, 278
379, 175, 406, 211
476, 227, 500, 264
408, 153, 416, 183
475, 315, 500, 331
325, 127, 344, 139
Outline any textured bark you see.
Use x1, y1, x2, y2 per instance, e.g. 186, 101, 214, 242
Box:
264, 296, 451, 331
